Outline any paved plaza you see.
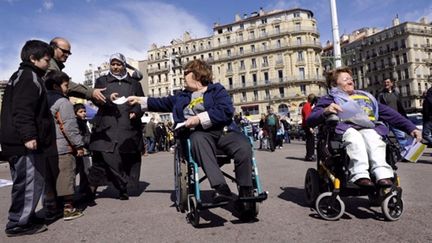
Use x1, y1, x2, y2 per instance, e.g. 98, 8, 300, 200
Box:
0, 140, 431, 242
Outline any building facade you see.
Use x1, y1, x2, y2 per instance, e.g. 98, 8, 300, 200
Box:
325, 17, 432, 113
147, 8, 326, 123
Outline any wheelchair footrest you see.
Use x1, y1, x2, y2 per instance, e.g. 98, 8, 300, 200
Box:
198, 201, 230, 209
238, 192, 268, 203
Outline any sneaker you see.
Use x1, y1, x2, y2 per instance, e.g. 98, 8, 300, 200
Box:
63, 208, 83, 221
5, 223, 47, 237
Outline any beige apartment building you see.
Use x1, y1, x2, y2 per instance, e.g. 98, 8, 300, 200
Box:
147, 8, 326, 124
324, 17, 432, 113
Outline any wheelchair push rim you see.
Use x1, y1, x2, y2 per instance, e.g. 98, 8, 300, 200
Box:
174, 146, 188, 213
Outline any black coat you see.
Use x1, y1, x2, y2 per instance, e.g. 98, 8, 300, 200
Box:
0, 62, 57, 158
89, 73, 144, 153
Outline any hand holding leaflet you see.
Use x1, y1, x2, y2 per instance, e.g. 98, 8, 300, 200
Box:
112, 96, 128, 105
174, 122, 186, 130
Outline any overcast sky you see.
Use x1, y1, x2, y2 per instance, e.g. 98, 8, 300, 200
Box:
1, 0, 431, 81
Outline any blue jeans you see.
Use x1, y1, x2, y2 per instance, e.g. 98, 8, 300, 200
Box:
146, 137, 156, 153
390, 126, 408, 152
284, 131, 290, 143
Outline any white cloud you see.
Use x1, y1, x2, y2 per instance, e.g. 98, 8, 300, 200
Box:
43, 0, 53, 10
0, 1, 210, 82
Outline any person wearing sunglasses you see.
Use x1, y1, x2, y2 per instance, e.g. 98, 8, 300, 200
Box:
126, 59, 254, 203
45, 37, 106, 103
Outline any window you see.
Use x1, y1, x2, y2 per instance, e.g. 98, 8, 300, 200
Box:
227, 62, 232, 72
227, 49, 231, 57
241, 75, 246, 87
254, 90, 258, 101
294, 12, 300, 18
238, 33, 243, 42
264, 72, 269, 83
241, 105, 259, 115
299, 67, 305, 79
262, 56, 269, 67
297, 51, 304, 61
275, 25, 280, 34
228, 77, 233, 89
261, 28, 266, 37
249, 31, 255, 39
253, 73, 257, 86
279, 87, 285, 98
276, 39, 281, 48
251, 44, 256, 52
265, 89, 270, 100
261, 18, 267, 24
296, 37, 302, 45
295, 22, 301, 31
251, 58, 257, 68
158, 88, 161, 96
278, 104, 289, 114
276, 53, 283, 64
242, 92, 247, 101
240, 60, 245, 70
261, 42, 267, 51
239, 47, 244, 55
278, 70, 283, 82
300, 85, 306, 95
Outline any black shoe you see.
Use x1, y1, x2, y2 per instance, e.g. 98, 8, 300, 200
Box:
119, 191, 129, 200
45, 209, 63, 222
354, 178, 375, 187
304, 156, 315, 161
5, 223, 47, 237
212, 184, 233, 203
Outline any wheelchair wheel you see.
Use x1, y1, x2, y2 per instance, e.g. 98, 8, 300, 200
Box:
236, 200, 259, 222
304, 168, 320, 206
174, 147, 188, 213
187, 197, 200, 227
381, 194, 403, 221
315, 192, 345, 221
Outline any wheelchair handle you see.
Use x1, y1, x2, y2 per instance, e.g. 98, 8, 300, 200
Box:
325, 114, 340, 125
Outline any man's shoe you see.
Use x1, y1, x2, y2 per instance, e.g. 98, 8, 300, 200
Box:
377, 178, 393, 187
45, 209, 63, 222
354, 178, 374, 187
5, 223, 47, 237
212, 184, 233, 203
119, 191, 129, 200
304, 156, 315, 161
63, 208, 84, 221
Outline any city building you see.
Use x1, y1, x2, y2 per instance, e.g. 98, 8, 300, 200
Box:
0, 80, 8, 110
147, 7, 326, 124
323, 16, 432, 113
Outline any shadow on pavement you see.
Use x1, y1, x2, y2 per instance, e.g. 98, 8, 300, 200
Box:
278, 187, 308, 207
285, 156, 313, 162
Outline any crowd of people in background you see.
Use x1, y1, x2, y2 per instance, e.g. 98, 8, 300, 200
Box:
0, 37, 431, 238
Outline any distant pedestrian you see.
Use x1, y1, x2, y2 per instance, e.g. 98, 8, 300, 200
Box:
0, 40, 54, 236
422, 87, 432, 146
302, 94, 317, 161
377, 78, 409, 153
145, 118, 157, 153
264, 108, 279, 152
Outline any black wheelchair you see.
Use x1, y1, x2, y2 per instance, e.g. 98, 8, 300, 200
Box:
304, 115, 404, 221
174, 125, 267, 227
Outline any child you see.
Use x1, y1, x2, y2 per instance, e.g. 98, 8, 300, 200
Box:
73, 103, 94, 204
46, 71, 84, 221
1, 40, 53, 237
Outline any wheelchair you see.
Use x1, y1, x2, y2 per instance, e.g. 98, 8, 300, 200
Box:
304, 115, 404, 221
174, 125, 268, 227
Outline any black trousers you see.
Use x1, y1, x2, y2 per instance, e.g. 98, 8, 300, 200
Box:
267, 126, 277, 151
88, 151, 129, 192
305, 127, 315, 158
190, 130, 253, 188
7, 153, 45, 229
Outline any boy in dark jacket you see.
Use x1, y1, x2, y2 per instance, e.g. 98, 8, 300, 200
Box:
0, 40, 54, 237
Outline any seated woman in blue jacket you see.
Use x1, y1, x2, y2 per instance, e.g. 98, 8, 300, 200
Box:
126, 59, 253, 202
307, 67, 422, 187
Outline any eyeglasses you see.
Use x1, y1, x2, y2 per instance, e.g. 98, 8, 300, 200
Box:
184, 70, 192, 76
56, 46, 72, 55
341, 77, 354, 82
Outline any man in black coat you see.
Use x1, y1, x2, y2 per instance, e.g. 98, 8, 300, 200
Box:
423, 87, 432, 145
0, 40, 55, 237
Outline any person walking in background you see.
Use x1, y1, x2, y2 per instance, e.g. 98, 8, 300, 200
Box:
422, 86, 432, 146
280, 117, 291, 144
0, 40, 54, 236
88, 53, 144, 201
46, 71, 84, 221
144, 118, 157, 153
377, 78, 409, 153
302, 93, 317, 161
265, 108, 279, 152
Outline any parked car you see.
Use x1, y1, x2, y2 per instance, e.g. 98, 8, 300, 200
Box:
407, 113, 423, 131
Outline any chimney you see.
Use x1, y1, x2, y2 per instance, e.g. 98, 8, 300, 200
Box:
235, 14, 241, 22
392, 14, 400, 26
243, 13, 248, 19
259, 7, 264, 15
419, 16, 429, 24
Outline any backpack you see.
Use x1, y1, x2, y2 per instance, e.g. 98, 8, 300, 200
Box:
267, 114, 276, 126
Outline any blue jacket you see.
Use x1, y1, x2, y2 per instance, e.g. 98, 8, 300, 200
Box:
147, 83, 235, 130
307, 94, 417, 136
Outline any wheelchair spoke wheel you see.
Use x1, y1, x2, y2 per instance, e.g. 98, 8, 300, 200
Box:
304, 168, 320, 206
381, 194, 403, 221
174, 147, 188, 213
315, 192, 345, 221
187, 197, 200, 227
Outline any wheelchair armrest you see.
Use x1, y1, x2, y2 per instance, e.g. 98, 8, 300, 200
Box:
325, 114, 340, 126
